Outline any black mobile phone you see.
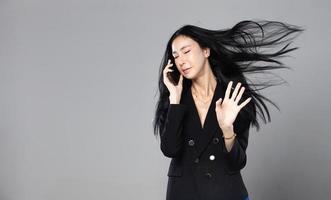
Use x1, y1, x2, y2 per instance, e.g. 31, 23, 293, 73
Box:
167, 58, 180, 85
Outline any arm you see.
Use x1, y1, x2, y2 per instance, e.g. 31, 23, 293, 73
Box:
160, 104, 188, 158
221, 117, 250, 172
222, 126, 236, 152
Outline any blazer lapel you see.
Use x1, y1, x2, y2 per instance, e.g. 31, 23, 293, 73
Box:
187, 79, 225, 158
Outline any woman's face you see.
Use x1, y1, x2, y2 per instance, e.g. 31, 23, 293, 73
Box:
171, 35, 210, 79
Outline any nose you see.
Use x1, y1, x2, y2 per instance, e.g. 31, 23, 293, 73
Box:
176, 56, 186, 68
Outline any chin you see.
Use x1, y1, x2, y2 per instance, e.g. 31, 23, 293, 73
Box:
182, 71, 196, 80
183, 74, 193, 80
186, 73, 198, 80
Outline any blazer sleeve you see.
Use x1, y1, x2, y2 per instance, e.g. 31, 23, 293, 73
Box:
160, 104, 188, 158
221, 115, 251, 172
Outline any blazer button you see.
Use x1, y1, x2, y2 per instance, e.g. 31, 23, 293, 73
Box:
209, 155, 215, 161
213, 137, 219, 144
194, 158, 199, 163
188, 139, 195, 146
205, 172, 212, 178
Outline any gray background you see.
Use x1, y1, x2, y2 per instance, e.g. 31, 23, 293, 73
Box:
0, 0, 329, 199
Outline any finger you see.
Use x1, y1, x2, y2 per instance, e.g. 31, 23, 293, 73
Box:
179, 73, 183, 85
163, 66, 174, 75
234, 87, 245, 104
167, 59, 172, 66
224, 81, 233, 100
215, 98, 222, 108
238, 97, 252, 109
163, 68, 173, 84
230, 82, 241, 101
164, 68, 174, 73
165, 63, 173, 70
165, 59, 173, 67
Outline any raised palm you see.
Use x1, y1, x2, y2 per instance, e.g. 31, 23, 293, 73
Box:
215, 81, 251, 129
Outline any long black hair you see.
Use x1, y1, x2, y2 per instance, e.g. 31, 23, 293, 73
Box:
153, 20, 304, 137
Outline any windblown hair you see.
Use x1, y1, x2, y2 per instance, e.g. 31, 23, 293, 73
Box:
153, 20, 304, 137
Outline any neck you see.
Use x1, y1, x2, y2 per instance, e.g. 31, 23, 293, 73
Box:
191, 67, 217, 98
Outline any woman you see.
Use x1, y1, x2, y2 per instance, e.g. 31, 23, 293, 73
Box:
153, 20, 304, 200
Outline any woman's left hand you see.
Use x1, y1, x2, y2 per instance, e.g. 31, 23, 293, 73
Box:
215, 81, 251, 130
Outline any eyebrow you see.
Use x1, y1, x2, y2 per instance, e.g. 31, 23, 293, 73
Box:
172, 44, 191, 55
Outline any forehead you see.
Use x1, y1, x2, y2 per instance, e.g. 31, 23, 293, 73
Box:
171, 36, 195, 54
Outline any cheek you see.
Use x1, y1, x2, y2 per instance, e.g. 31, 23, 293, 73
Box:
174, 60, 180, 68
190, 51, 203, 62
191, 54, 205, 67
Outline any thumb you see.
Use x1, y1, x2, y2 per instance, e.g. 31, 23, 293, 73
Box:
215, 98, 222, 107
179, 74, 184, 85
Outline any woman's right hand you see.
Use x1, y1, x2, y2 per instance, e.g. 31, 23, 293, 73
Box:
163, 59, 184, 104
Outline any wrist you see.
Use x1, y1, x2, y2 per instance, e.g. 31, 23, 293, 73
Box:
169, 95, 180, 104
220, 125, 236, 139
220, 124, 233, 133
222, 133, 236, 140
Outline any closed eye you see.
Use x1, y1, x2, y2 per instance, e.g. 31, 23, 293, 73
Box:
173, 50, 190, 59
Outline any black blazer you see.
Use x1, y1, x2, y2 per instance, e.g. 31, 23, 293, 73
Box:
160, 79, 251, 200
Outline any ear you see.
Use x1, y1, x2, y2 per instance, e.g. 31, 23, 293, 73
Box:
203, 47, 210, 58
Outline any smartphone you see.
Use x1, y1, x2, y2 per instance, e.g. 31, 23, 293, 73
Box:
167, 58, 180, 85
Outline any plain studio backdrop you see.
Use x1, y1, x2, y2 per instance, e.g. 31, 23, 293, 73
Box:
0, 0, 329, 199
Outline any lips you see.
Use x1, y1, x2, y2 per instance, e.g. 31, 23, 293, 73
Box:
182, 68, 191, 74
